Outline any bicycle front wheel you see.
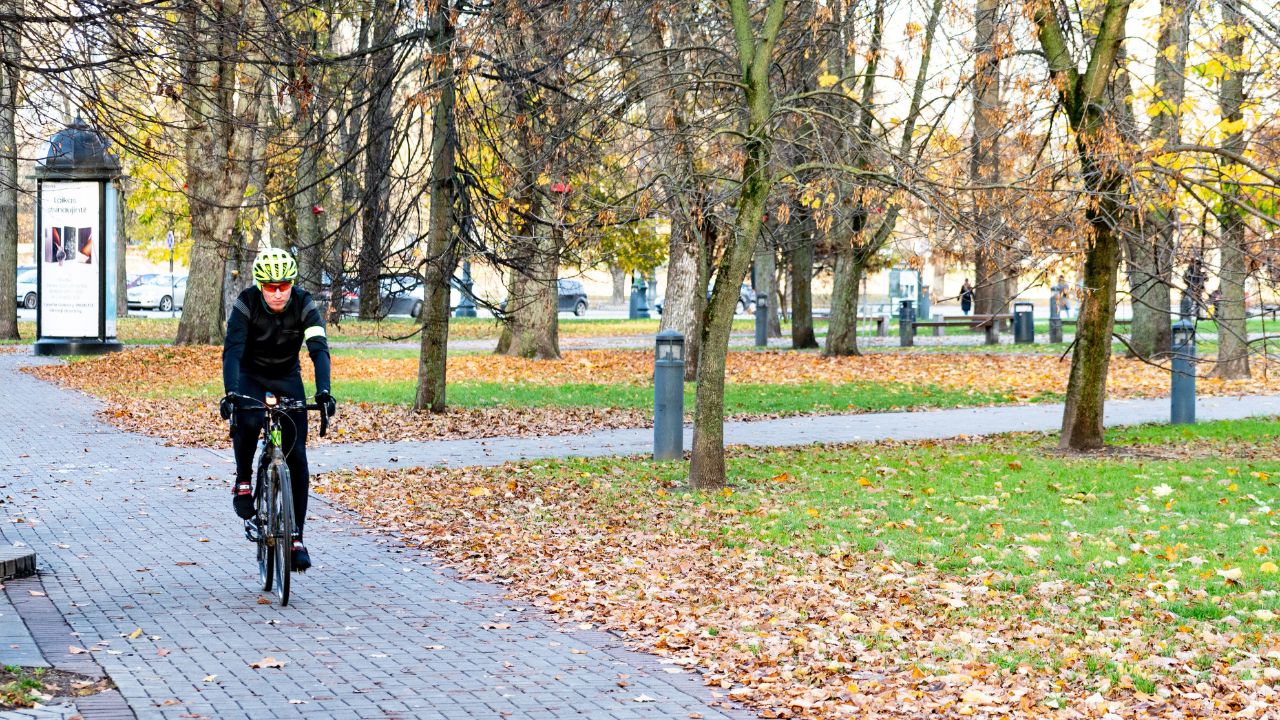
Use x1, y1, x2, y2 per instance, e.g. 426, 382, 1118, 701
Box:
269, 459, 294, 606
255, 460, 273, 592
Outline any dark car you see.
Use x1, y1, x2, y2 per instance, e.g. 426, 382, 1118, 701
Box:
340, 274, 425, 318
655, 283, 754, 316
339, 274, 477, 319
557, 279, 589, 316
499, 279, 589, 317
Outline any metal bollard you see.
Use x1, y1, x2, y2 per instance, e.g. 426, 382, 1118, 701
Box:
629, 276, 650, 319
1171, 319, 1196, 424
898, 300, 914, 347
1048, 294, 1062, 343
653, 330, 685, 460
755, 295, 768, 347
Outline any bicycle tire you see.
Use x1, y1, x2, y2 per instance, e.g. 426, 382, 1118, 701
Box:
270, 458, 294, 606
255, 459, 273, 592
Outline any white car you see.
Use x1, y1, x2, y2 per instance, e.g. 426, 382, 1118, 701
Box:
16, 266, 36, 309
128, 275, 187, 311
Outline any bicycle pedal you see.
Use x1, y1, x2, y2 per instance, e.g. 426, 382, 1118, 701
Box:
243, 518, 260, 542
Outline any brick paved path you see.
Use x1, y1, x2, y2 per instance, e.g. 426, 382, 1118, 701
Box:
0, 353, 754, 720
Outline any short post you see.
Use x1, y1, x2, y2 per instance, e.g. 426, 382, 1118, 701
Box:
754, 294, 768, 347
1049, 294, 1063, 343
1013, 301, 1034, 344
984, 318, 998, 345
454, 260, 477, 318
629, 275, 650, 319
898, 300, 914, 347
1171, 319, 1196, 424
653, 330, 685, 460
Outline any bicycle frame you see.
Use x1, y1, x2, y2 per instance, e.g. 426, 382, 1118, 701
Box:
228, 391, 328, 606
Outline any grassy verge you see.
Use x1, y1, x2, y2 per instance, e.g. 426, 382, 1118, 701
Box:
319, 418, 1280, 716
518, 419, 1280, 617
139, 375, 1049, 416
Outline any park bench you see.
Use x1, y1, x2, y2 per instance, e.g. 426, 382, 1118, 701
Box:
908, 314, 1010, 345
809, 309, 890, 336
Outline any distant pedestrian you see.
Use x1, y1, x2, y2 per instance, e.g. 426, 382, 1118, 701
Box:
1052, 275, 1071, 318
960, 279, 974, 315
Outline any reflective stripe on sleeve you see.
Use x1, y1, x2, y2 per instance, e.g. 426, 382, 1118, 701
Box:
304, 325, 326, 340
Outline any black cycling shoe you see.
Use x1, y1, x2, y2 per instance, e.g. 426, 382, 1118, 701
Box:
232, 480, 255, 520
291, 541, 311, 572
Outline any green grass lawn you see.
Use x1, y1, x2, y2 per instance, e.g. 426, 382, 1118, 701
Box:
527, 417, 1280, 625
148, 373, 1052, 416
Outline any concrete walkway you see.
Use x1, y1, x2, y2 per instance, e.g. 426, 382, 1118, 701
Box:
294, 395, 1280, 473
2, 350, 1278, 719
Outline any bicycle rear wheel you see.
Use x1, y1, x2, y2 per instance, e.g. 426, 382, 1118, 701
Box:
269, 459, 294, 606
255, 460, 273, 592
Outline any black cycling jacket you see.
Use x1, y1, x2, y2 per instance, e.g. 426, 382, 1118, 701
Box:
222, 285, 332, 395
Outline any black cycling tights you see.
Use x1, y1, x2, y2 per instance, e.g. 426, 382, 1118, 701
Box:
232, 372, 310, 540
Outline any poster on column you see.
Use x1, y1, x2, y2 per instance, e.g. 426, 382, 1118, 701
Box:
40, 181, 100, 337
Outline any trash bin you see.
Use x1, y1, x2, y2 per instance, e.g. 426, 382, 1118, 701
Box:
1013, 302, 1034, 344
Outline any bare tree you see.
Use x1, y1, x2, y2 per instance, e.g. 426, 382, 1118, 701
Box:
0, 0, 19, 341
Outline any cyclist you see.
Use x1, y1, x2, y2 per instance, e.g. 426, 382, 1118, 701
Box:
218, 248, 335, 572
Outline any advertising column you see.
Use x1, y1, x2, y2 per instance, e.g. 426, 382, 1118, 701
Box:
39, 181, 101, 337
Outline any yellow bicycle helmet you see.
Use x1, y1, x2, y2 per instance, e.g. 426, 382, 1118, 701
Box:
252, 247, 298, 287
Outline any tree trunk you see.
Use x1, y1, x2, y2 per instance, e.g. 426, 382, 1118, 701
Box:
1123, 228, 1171, 358
1031, 0, 1133, 449
971, 0, 1006, 321
1123, 0, 1187, 359
175, 0, 263, 345
789, 209, 817, 349
0, 19, 17, 341
496, 254, 560, 359
688, 0, 786, 490
824, 247, 863, 355
293, 83, 323, 293
753, 235, 781, 337
415, 8, 459, 412
1060, 212, 1120, 449
659, 211, 708, 381
609, 264, 626, 305
358, 8, 397, 320
116, 182, 128, 318
1213, 0, 1249, 379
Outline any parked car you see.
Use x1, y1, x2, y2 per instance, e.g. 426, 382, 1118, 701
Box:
655, 283, 754, 316
127, 274, 187, 311
340, 274, 426, 318
557, 279, 589, 316
16, 266, 36, 309
127, 272, 164, 289
499, 279, 589, 317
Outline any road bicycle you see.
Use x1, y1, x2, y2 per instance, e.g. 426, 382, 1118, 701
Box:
228, 392, 328, 606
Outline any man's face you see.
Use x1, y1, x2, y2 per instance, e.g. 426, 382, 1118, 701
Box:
262, 281, 293, 312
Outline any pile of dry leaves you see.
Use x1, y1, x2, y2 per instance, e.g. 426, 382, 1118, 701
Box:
315, 454, 1279, 719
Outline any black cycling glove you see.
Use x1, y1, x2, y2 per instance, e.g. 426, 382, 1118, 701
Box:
315, 390, 336, 418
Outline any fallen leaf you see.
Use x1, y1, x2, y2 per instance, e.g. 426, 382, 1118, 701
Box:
632, 694, 656, 703
68, 646, 88, 654
128, 628, 142, 639
250, 657, 286, 669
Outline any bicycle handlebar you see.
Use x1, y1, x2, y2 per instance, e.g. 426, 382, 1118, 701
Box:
226, 391, 329, 438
